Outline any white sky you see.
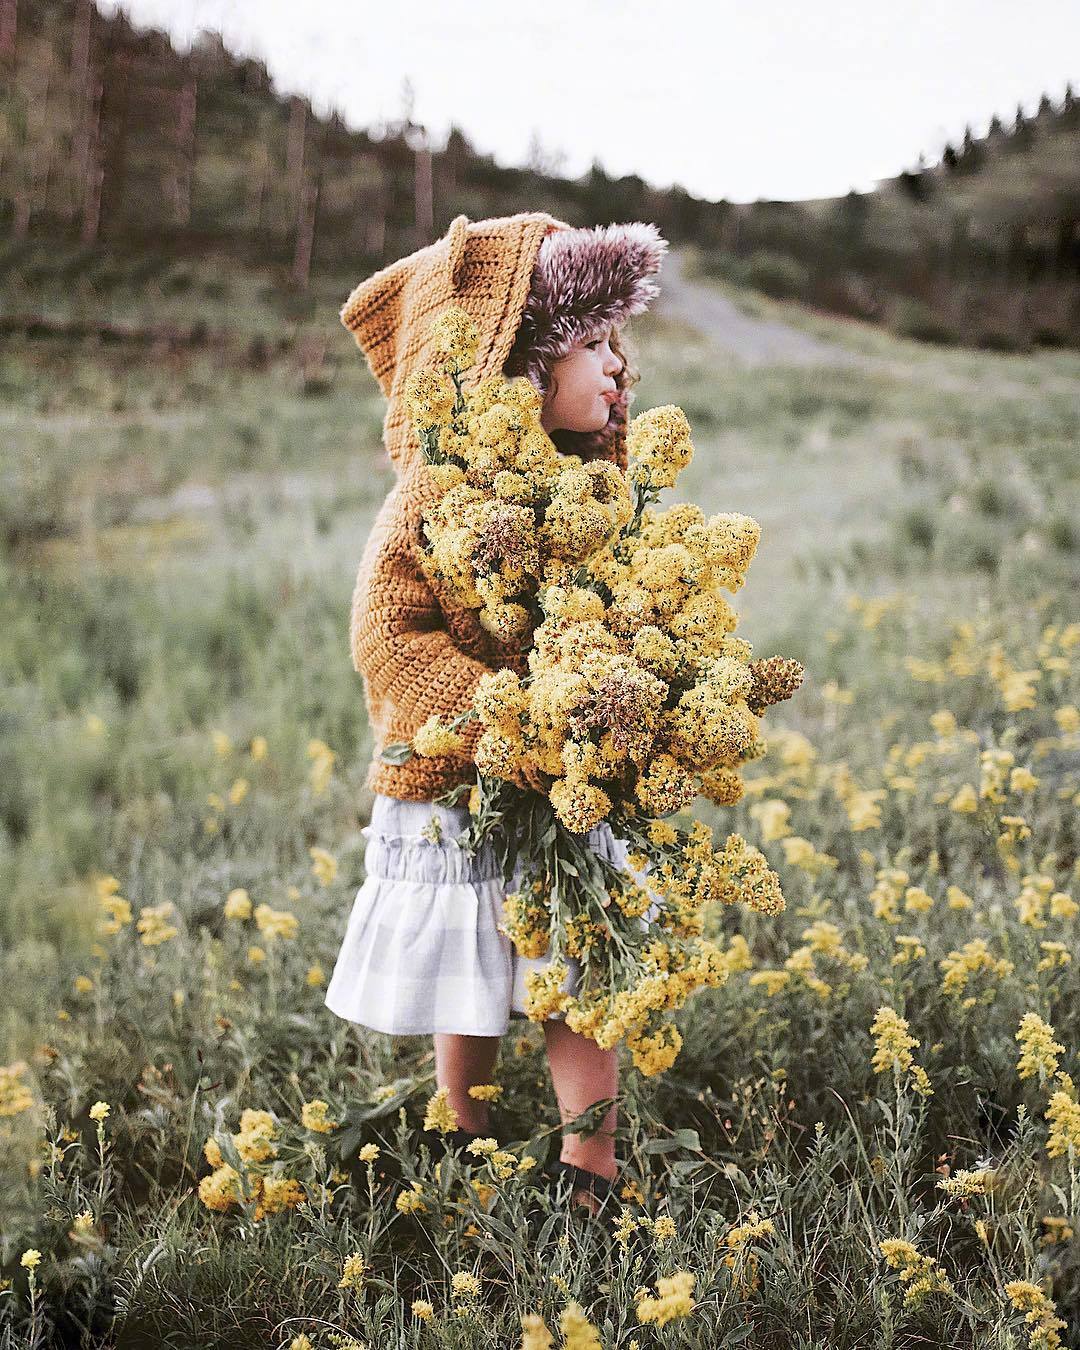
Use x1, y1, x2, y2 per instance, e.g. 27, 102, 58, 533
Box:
102, 0, 1079, 203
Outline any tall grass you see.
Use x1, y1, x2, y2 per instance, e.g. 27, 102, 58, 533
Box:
1, 290, 1079, 1347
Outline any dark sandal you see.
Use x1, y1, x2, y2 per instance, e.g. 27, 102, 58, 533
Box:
546, 1159, 617, 1215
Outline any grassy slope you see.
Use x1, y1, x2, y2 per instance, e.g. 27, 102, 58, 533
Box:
1, 259, 1079, 1346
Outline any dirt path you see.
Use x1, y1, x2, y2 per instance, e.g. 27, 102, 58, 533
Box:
656, 248, 866, 368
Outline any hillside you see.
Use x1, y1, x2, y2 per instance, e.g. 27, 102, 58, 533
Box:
0, 0, 1078, 350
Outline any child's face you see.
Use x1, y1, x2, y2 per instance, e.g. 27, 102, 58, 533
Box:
539, 327, 623, 435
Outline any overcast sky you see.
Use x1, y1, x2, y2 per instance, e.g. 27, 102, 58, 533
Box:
102, 0, 1079, 203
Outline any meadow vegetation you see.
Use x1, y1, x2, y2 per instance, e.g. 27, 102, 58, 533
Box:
1, 270, 1079, 1347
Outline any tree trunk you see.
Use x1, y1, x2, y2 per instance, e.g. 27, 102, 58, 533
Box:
285, 94, 307, 233
291, 177, 318, 289
173, 74, 196, 226
80, 70, 103, 243
12, 192, 30, 237
0, 0, 16, 64
72, 0, 102, 242
366, 164, 386, 256
414, 140, 433, 237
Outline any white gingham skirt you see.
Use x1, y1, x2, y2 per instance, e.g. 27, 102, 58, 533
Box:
324, 793, 644, 1037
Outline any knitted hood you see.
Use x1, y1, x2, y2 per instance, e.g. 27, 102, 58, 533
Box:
340, 211, 668, 474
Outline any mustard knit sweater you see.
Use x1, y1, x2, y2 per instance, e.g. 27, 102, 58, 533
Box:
342, 213, 628, 801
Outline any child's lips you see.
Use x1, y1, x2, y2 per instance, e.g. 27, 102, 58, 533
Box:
599, 389, 619, 404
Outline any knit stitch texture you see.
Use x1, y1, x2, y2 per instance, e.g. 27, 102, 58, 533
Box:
342, 212, 635, 800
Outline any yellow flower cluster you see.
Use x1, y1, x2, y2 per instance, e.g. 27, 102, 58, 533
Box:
136, 902, 178, 947
307, 738, 336, 797
511, 825, 782, 1074
1004, 1279, 1068, 1349
720, 1211, 775, 1294
224, 887, 252, 920
338, 1252, 366, 1291
300, 1099, 338, 1133
96, 875, 133, 936
423, 1086, 460, 1135
466, 1082, 502, 1102
309, 846, 338, 887
879, 1238, 954, 1307
939, 938, 1014, 1001
405, 308, 634, 646
1045, 1079, 1080, 1159
412, 715, 467, 758
1015, 873, 1076, 928
634, 1270, 696, 1325
518, 1302, 605, 1350
870, 1007, 933, 1097
937, 1167, 994, 1198
450, 1270, 481, 1302
0, 1060, 34, 1117
254, 903, 298, 942
1015, 1013, 1065, 1082
198, 1108, 308, 1221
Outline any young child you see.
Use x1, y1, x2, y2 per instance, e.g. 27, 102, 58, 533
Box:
325, 212, 668, 1212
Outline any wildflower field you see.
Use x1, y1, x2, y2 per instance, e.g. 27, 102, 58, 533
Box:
2, 270, 1079, 1348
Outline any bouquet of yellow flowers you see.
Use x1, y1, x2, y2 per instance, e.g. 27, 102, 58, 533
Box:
386, 307, 804, 1075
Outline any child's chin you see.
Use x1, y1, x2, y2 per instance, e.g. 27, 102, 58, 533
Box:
584, 407, 613, 433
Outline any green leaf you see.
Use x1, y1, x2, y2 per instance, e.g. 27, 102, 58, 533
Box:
641, 1128, 702, 1154
380, 742, 414, 765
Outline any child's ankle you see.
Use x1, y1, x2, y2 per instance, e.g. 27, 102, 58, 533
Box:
558, 1148, 617, 1182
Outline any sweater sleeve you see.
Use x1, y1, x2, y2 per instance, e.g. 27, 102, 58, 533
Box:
349, 477, 493, 756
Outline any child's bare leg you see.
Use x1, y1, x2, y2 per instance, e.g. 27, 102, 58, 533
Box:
433, 1033, 501, 1133
543, 1016, 618, 1206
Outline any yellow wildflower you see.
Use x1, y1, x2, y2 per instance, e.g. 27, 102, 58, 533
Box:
879, 1238, 954, 1307
1015, 1013, 1064, 1082
559, 1302, 603, 1349
937, 1168, 994, 1198
309, 846, 338, 887
1046, 1086, 1080, 1159
254, 903, 298, 941
224, 888, 252, 920
412, 716, 466, 757
136, 902, 178, 946
1004, 1280, 1068, 1348
519, 1312, 553, 1349
467, 1083, 503, 1102
949, 783, 979, 814
301, 1099, 338, 1133
338, 1252, 366, 1290
450, 1271, 481, 1301
423, 1086, 460, 1135
635, 1270, 696, 1325
870, 1007, 932, 1096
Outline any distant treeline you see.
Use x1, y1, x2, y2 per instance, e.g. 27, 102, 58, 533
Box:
1, 0, 1078, 350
